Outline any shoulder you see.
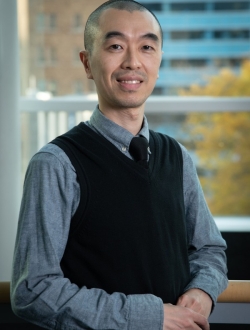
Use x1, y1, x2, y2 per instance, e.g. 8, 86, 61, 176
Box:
24, 143, 77, 188
29, 143, 76, 173
177, 142, 197, 171
177, 143, 204, 206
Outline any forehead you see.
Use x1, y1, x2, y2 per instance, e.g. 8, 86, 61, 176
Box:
97, 8, 161, 41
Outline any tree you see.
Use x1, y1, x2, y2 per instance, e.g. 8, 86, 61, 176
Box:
179, 60, 250, 215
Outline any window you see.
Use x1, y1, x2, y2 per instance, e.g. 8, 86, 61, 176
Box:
170, 59, 208, 68
213, 58, 242, 68
214, 30, 227, 39
72, 14, 83, 32
36, 13, 57, 32
230, 30, 250, 39
214, 30, 250, 39
17, 0, 250, 220
170, 2, 206, 11
214, 1, 250, 11
36, 46, 46, 66
171, 31, 205, 40
36, 13, 45, 32
48, 13, 57, 31
142, 3, 162, 11
36, 47, 57, 66
2, 0, 250, 301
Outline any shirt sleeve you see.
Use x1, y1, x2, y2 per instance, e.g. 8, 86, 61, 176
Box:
11, 144, 163, 330
179, 144, 228, 305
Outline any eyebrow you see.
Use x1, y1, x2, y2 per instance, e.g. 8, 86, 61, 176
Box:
104, 31, 160, 44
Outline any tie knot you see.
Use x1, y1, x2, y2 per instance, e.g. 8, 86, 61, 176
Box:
129, 136, 149, 168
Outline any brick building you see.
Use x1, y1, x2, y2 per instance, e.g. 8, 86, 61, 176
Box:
19, 0, 105, 96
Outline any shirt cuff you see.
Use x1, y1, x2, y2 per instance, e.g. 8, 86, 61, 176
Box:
127, 294, 163, 330
184, 272, 228, 307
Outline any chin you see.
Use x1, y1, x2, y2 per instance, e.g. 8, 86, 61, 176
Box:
115, 95, 149, 109
117, 101, 145, 110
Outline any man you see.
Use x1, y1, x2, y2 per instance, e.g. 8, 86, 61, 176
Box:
11, 1, 227, 329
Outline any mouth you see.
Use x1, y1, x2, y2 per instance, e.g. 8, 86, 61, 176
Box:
117, 79, 143, 90
118, 80, 142, 84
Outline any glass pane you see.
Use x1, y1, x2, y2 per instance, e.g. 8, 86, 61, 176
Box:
18, 0, 250, 97
18, 0, 98, 97
18, 1, 250, 218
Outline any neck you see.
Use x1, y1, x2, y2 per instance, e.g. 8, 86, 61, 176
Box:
99, 106, 145, 136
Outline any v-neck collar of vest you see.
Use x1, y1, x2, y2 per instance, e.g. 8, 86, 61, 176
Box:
79, 122, 156, 177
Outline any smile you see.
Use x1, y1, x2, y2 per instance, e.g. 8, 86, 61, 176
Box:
119, 80, 141, 84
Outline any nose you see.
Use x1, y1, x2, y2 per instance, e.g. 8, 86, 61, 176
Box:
121, 47, 142, 70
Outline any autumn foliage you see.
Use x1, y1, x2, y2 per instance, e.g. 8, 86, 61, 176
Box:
179, 60, 250, 215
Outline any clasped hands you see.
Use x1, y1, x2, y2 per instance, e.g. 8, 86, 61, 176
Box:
163, 288, 212, 330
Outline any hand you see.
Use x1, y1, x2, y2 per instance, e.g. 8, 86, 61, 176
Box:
163, 304, 210, 330
177, 289, 213, 319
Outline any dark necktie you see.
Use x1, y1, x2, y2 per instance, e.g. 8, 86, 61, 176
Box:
129, 136, 149, 169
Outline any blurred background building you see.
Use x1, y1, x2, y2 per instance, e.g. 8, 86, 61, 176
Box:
19, 0, 101, 97
142, 0, 250, 95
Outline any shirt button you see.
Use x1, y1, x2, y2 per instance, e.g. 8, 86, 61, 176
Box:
121, 146, 127, 152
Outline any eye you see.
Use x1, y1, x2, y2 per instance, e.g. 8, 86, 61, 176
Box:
142, 45, 154, 51
110, 44, 122, 50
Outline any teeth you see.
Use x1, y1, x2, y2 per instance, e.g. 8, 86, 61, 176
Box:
120, 80, 140, 84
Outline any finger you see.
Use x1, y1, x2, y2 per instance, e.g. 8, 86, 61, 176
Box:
194, 314, 210, 330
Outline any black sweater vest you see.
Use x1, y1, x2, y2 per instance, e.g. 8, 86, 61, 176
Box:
51, 123, 190, 304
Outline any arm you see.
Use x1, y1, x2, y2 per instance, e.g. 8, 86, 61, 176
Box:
11, 144, 163, 330
162, 145, 227, 328
178, 144, 228, 315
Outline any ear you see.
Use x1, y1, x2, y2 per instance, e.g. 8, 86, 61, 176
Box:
79, 50, 93, 79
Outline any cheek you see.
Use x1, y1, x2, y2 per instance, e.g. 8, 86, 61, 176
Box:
143, 54, 160, 70
92, 60, 114, 81
146, 63, 159, 80
150, 57, 161, 71
90, 65, 113, 92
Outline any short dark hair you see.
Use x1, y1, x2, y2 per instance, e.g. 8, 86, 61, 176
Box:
84, 0, 163, 54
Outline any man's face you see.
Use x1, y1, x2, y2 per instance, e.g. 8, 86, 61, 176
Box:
81, 8, 162, 112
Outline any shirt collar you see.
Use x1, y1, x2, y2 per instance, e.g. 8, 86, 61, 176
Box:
88, 106, 149, 150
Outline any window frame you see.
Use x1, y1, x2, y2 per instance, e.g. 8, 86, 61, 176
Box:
19, 95, 250, 114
